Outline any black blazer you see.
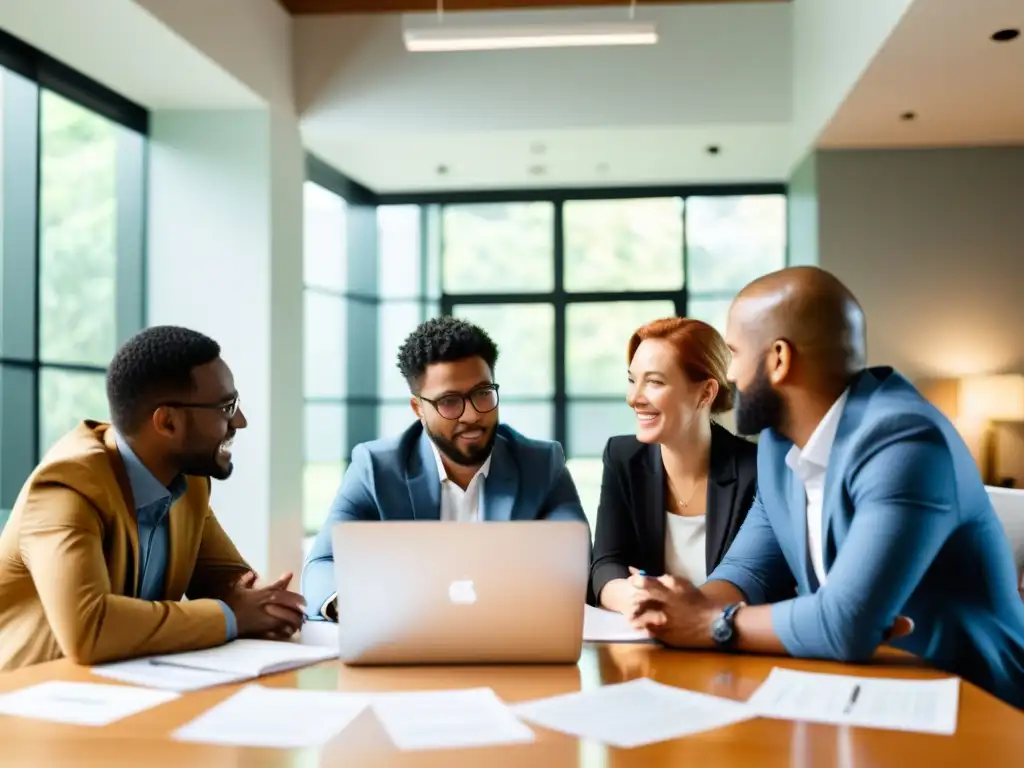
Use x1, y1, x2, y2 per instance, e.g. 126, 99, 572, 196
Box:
590, 422, 758, 603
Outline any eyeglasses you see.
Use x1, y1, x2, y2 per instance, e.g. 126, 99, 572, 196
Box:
160, 395, 241, 420
419, 384, 499, 421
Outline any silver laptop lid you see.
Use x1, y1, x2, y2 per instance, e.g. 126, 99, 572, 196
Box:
331, 521, 590, 665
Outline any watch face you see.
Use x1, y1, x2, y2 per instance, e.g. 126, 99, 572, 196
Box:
711, 615, 732, 644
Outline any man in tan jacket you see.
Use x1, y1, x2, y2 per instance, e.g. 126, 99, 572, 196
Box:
0, 326, 305, 670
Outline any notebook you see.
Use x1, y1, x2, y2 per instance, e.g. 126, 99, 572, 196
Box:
92, 639, 336, 692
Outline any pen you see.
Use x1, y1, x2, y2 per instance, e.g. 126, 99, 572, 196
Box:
843, 684, 861, 714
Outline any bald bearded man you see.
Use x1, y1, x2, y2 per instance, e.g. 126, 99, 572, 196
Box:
628, 266, 1024, 710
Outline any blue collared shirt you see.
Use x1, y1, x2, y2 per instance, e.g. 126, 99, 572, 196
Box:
114, 431, 237, 640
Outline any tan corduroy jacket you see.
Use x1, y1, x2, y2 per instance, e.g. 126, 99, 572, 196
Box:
0, 421, 250, 671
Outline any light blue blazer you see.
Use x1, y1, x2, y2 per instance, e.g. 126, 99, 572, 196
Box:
708, 367, 1024, 710
302, 422, 588, 620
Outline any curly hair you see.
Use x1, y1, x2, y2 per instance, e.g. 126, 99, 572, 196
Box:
106, 325, 221, 433
397, 316, 498, 393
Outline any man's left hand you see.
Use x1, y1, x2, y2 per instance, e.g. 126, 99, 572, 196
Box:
232, 570, 304, 641
628, 573, 718, 649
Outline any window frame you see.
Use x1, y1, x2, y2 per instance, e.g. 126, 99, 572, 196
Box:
380, 184, 788, 456
0, 29, 148, 517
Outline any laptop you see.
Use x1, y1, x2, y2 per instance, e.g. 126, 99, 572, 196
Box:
331, 520, 590, 665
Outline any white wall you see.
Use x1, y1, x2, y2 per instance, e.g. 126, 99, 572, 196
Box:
135, 0, 295, 111
790, 0, 915, 169
816, 147, 1024, 381
0, 0, 259, 109
146, 110, 305, 580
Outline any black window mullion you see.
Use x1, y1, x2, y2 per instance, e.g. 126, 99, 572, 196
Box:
680, 194, 690, 317
553, 202, 566, 450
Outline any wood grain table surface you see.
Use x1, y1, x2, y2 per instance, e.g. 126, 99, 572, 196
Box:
0, 642, 1021, 767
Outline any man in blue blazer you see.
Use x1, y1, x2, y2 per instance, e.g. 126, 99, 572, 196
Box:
303, 316, 588, 621
629, 267, 1024, 710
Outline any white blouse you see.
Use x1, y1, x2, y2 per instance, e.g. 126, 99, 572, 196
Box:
663, 511, 708, 583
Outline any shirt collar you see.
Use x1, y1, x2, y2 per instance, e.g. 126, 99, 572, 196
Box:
785, 388, 850, 476
428, 437, 492, 485
113, 429, 187, 510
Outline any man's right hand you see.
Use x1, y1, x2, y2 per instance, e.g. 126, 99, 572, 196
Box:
222, 571, 306, 639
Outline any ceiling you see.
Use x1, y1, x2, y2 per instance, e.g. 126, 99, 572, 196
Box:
295, 3, 793, 192
293, 0, 1024, 192
820, 0, 1024, 148
280, 0, 784, 14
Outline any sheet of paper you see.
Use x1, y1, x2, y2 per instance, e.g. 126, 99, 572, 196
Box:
91, 658, 249, 692
372, 687, 535, 751
583, 604, 653, 643
0, 681, 179, 726
297, 621, 340, 648
746, 668, 960, 735
514, 677, 752, 749
173, 684, 367, 748
148, 639, 336, 677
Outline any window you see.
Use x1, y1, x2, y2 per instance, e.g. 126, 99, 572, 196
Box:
377, 205, 438, 442
453, 304, 555, 397
686, 195, 787, 293
304, 404, 346, 536
38, 91, 119, 368
301, 189, 784, 539
39, 369, 110, 454
302, 181, 348, 535
442, 202, 554, 294
439, 193, 786, 532
0, 43, 148, 531
564, 198, 684, 292
566, 300, 676, 397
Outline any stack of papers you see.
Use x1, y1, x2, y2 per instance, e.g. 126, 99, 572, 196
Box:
372, 688, 535, 751
515, 678, 752, 748
0, 681, 179, 726
583, 605, 653, 644
174, 685, 367, 748
171, 685, 533, 751
92, 639, 337, 692
746, 668, 960, 735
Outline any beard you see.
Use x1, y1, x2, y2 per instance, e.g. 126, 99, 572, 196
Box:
177, 444, 233, 480
734, 358, 785, 437
426, 422, 497, 467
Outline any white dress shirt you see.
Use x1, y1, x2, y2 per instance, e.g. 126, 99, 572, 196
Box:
663, 512, 708, 584
785, 389, 850, 587
430, 439, 492, 523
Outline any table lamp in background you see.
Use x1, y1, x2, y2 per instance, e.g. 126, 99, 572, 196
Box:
958, 374, 1024, 486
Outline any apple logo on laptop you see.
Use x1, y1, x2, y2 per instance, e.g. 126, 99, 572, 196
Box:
448, 579, 477, 605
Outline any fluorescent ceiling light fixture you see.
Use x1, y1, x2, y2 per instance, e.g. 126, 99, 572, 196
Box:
403, 22, 658, 52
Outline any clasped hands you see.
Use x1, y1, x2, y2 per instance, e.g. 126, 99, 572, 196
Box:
221, 571, 307, 640
623, 567, 916, 650
625, 567, 718, 649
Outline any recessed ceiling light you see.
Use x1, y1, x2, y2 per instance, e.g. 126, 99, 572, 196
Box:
596, 162, 609, 173
529, 164, 546, 176
991, 28, 1020, 42
706, 145, 720, 155
436, 164, 449, 175
530, 142, 546, 155
900, 111, 917, 121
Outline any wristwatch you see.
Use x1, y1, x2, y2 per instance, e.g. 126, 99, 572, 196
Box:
711, 602, 744, 648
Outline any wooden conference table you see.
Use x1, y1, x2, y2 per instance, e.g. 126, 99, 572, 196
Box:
1, 643, 1022, 768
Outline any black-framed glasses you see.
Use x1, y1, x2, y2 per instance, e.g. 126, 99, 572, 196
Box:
160, 395, 240, 421
419, 384, 499, 421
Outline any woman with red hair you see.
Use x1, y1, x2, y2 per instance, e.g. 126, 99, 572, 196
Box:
590, 317, 758, 617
